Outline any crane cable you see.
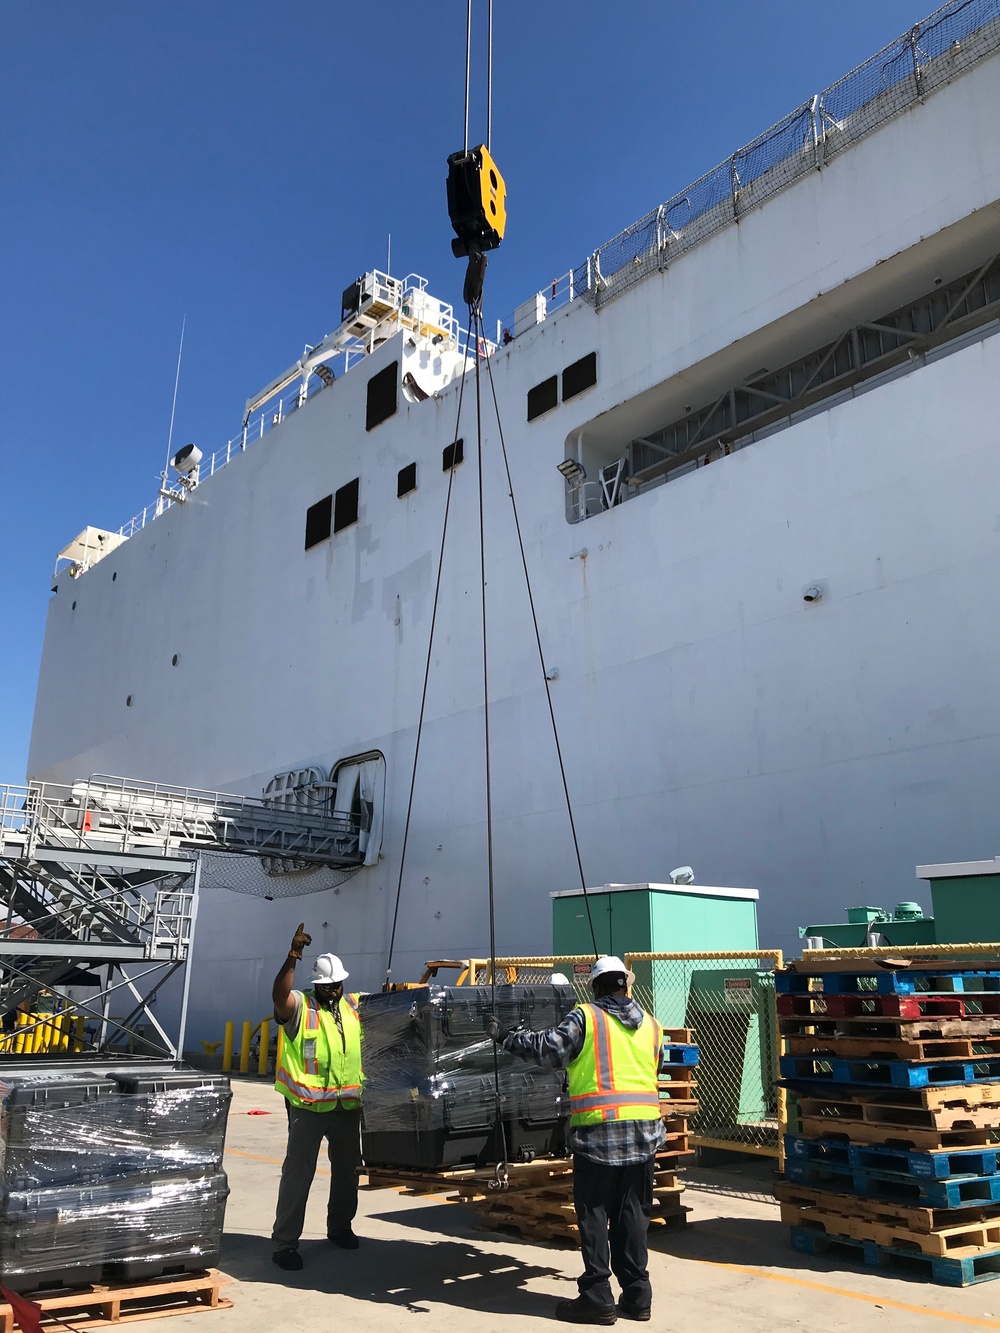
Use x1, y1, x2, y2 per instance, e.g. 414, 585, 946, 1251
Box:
383, 339, 472, 987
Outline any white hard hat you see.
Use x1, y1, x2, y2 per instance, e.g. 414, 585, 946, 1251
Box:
589, 956, 636, 987
312, 953, 349, 985
550, 973, 571, 986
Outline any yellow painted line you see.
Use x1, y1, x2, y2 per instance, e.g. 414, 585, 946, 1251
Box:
683, 1254, 1000, 1329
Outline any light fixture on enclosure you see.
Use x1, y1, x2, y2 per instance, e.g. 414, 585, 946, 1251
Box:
164, 443, 202, 498
557, 458, 586, 484
669, 866, 694, 885
803, 585, 824, 603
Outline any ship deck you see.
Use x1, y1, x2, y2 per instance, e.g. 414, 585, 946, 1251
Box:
212, 1078, 987, 1332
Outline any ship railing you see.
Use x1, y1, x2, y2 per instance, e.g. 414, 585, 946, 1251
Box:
507, 0, 1000, 328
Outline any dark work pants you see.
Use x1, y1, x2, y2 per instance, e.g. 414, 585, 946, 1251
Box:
271, 1102, 361, 1251
572, 1153, 655, 1312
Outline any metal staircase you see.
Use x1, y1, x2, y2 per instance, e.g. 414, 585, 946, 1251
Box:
0, 774, 363, 1057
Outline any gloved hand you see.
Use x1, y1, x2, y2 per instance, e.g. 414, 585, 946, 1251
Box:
288, 922, 312, 961
487, 1014, 509, 1044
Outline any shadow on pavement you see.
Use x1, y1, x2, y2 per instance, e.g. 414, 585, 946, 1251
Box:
220, 1231, 569, 1316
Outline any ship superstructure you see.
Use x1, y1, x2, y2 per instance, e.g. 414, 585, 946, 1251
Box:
26, 3, 1000, 1042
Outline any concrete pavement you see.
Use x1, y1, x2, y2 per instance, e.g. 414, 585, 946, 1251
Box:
174, 1078, 1000, 1332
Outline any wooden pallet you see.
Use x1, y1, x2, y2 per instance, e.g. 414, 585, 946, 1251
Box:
778, 1016, 1000, 1041
784, 1034, 1000, 1061
779, 1202, 1000, 1258
774, 1179, 1000, 1233
0, 1271, 231, 1333
795, 1083, 1000, 1121
798, 1113, 1000, 1152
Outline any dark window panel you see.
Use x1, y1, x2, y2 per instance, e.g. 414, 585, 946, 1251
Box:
366, 361, 398, 431
562, 352, 597, 401
527, 376, 558, 422
304, 495, 333, 550
334, 478, 360, 532
397, 462, 417, 497
442, 438, 465, 471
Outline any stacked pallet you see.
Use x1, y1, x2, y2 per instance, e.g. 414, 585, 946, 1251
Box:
775, 959, 1000, 1287
364, 1029, 698, 1243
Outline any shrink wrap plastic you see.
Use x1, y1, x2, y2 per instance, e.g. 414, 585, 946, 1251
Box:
360, 984, 575, 1169
0, 1064, 231, 1291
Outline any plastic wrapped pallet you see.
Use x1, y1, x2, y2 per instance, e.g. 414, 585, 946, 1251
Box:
360, 983, 575, 1170
0, 1062, 231, 1292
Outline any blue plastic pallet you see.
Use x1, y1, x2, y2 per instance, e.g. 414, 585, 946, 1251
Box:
784, 1158, 1000, 1208
783, 1134, 1000, 1179
661, 1044, 699, 1066
776, 969, 1000, 997
789, 1225, 1000, 1286
779, 1052, 1000, 1088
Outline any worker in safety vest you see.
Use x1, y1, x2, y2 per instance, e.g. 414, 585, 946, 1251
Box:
490, 956, 663, 1325
270, 923, 363, 1271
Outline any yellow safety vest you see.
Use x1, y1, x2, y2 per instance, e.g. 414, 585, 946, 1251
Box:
275, 991, 362, 1111
566, 1004, 663, 1126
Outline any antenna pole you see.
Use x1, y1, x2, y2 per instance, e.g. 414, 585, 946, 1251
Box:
158, 317, 186, 515
386, 232, 391, 276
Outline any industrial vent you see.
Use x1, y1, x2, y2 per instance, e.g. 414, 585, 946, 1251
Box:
562, 352, 597, 401
334, 478, 360, 532
366, 361, 398, 431
397, 463, 417, 497
527, 376, 558, 422
304, 495, 333, 550
442, 438, 464, 471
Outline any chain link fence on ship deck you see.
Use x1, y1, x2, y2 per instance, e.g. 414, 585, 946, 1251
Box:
474, 950, 785, 1158
569, 0, 1000, 310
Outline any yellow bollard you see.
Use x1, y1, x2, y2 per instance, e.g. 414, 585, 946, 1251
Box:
258, 1019, 270, 1077
13, 1014, 25, 1055
24, 1018, 38, 1054
222, 1021, 235, 1072
239, 1020, 253, 1074
74, 1016, 85, 1053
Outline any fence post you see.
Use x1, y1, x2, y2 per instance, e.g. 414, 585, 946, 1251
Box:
908, 23, 923, 99
730, 154, 740, 221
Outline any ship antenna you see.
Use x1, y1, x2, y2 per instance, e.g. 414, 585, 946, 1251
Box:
157, 316, 186, 516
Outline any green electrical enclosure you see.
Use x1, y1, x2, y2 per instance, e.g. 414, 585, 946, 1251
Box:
552, 883, 772, 1146
918, 858, 1000, 945
551, 882, 759, 959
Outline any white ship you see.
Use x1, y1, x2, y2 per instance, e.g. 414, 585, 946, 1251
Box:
21, 3, 1000, 1046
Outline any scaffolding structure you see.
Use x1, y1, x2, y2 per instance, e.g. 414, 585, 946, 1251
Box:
0, 774, 362, 1058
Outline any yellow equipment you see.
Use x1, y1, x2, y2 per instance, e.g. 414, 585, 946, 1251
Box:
446, 144, 506, 259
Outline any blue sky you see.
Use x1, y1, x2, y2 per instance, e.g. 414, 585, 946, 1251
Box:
1, 0, 922, 783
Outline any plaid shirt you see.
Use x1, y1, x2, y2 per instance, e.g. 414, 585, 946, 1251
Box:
502, 997, 666, 1166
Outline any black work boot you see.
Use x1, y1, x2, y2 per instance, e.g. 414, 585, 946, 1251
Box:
329, 1227, 360, 1249
616, 1300, 651, 1321
554, 1297, 617, 1325
272, 1247, 303, 1271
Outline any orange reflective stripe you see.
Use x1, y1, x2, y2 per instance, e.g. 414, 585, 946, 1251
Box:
569, 1091, 661, 1112
589, 1006, 615, 1093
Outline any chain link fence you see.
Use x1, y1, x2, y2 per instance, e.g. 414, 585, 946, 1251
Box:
473, 951, 784, 1158
570, 0, 1000, 309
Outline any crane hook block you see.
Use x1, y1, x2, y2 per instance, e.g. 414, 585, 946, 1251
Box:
446, 144, 506, 259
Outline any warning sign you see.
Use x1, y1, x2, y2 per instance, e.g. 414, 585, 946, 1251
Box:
723, 977, 753, 1006
573, 962, 591, 975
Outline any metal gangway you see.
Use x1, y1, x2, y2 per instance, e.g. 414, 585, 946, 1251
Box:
0, 774, 363, 1059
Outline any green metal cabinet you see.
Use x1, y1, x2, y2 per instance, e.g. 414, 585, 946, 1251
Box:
918, 858, 1000, 945
551, 882, 759, 958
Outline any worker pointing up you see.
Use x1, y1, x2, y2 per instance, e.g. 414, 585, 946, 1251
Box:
491, 957, 664, 1325
270, 923, 363, 1270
